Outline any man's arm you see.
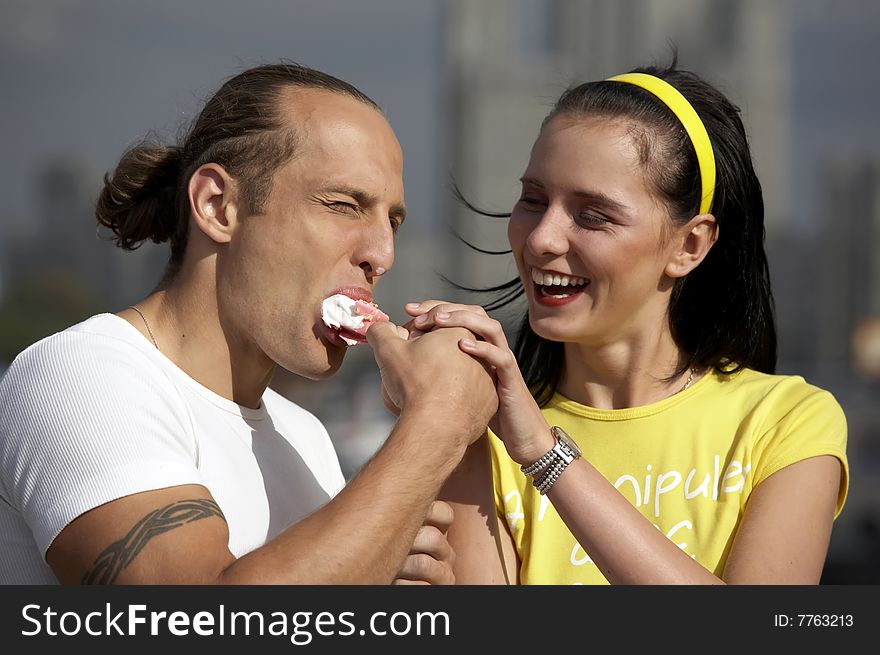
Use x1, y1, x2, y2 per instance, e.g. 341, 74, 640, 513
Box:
46, 324, 497, 584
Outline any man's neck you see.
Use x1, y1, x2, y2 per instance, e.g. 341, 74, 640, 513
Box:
122, 260, 275, 410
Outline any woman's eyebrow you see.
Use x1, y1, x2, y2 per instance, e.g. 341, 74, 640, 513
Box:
520, 177, 628, 214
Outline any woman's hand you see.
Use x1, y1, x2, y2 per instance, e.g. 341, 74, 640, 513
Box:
404, 300, 556, 466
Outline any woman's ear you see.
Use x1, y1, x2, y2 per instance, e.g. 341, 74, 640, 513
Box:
665, 214, 719, 279
187, 163, 239, 245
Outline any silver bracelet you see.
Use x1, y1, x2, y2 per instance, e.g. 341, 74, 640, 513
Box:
535, 459, 566, 495
520, 426, 582, 495
521, 450, 555, 477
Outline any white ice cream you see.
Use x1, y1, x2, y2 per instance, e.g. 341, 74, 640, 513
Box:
321, 294, 366, 346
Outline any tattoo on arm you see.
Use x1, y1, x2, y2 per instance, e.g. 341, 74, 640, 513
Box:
81, 498, 225, 584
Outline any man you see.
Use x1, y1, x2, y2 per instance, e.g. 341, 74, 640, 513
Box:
0, 63, 497, 584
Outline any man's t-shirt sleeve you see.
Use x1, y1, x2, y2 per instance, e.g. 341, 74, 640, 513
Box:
0, 332, 204, 556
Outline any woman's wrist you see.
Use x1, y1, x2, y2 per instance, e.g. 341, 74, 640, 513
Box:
507, 420, 557, 467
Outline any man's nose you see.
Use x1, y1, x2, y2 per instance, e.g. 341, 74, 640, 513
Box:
358, 220, 395, 281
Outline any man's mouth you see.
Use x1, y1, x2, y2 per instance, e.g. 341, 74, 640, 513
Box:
332, 327, 368, 346
320, 291, 389, 346
329, 286, 374, 304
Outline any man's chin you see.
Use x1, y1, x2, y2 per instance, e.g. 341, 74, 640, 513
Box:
306, 362, 343, 380
278, 349, 345, 380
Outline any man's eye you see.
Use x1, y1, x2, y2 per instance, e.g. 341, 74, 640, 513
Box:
328, 201, 358, 213
517, 196, 546, 209
389, 217, 403, 233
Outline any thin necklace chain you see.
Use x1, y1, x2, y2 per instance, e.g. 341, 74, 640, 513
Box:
128, 305, 159, 350
679, 366, 697, 393
124, 303, 698, 390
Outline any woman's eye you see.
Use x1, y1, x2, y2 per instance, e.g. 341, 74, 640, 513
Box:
574, 213, 608, 229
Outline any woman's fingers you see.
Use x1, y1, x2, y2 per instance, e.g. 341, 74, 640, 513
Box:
405, 300, 446, 317
405, 300, 488, 319
458, 338, 520, 386
414, 309, 507, 350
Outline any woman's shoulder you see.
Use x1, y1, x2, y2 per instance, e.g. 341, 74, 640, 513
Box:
714, 367, 845, 428
716, 366, 835, 399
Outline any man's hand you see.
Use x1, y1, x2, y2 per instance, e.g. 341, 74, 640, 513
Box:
373, 323, 409, 417
394, 500, 455, 585
402, 300, 554, 466
366, 320, 498, 449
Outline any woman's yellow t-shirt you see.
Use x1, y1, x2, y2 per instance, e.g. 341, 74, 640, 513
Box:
489, 368, 849, 584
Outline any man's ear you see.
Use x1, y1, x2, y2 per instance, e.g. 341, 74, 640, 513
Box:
187, 163, 239, 245
665, 214, 719, 279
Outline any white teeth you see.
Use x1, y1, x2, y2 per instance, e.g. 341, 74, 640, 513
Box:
531, 268, 587, 287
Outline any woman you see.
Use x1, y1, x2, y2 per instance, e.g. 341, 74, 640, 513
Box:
407, 62, 848, 584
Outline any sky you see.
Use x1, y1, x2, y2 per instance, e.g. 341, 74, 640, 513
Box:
0, 0, 446, 237
792, 0, 880, 235
4, 0, 880, 240
0, 0, 450, 472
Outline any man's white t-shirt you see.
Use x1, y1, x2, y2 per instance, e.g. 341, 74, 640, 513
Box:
0, 314, 346, 583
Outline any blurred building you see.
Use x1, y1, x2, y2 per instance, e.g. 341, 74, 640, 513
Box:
1, 158, 168, 307
1, 0, 877, 581
446, 0, 880, 581
814, 157, 879, 369
0, 159, 167, 364
447, 0, 792, 304
3, 160, 100, 287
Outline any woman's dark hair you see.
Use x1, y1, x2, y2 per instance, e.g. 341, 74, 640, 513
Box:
96, 62, 380, 279
458, 57, 776, 405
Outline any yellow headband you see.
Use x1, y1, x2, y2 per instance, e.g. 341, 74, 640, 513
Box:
607, 72, 716, 215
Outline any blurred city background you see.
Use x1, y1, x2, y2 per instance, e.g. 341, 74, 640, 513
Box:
1, 0, 878, 582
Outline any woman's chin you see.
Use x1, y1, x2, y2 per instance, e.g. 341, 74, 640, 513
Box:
528, 320, 575, 344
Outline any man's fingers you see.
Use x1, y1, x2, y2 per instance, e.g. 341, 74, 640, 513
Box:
365, 320, 407, 351
410, 525, 453, 562
380, 383, 401, 417
392, 578, 430, 585
392, 503, 457, 584
425, 500, 454, 533
394, 552, 455, 585
395, 523, 455, 584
